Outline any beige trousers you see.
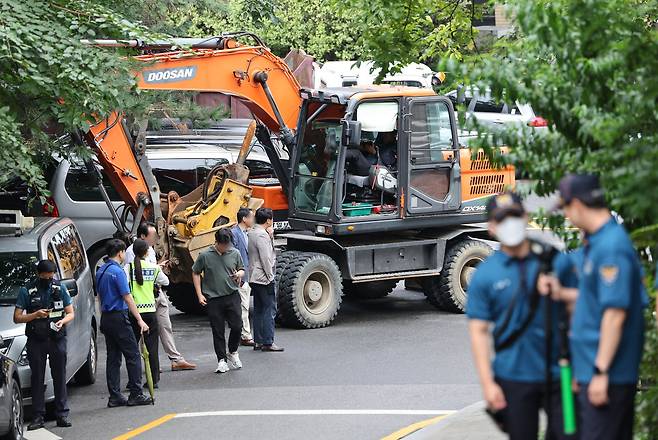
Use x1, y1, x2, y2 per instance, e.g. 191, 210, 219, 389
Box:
238, 283, 252, 340
156, 293, 184, 362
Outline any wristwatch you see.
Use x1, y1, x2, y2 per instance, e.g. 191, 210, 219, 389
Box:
593, 365, 608, 376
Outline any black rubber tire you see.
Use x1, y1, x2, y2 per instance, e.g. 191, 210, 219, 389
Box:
343, 279, 397, 300
87, 244, 107, 279
168, 282, 207, 315
0, 379, 23, 440
276, 252, 343, 329
422, 239, 492, 313
74, 327, 97, 385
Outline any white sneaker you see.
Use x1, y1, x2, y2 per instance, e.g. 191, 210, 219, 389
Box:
215, 359, 229, 373
227, 352, 242, 370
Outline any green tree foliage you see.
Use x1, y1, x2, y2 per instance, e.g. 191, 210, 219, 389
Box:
445, 1, 657, 435
337, 0, 486, 78
128, 0, 484, 77
0, 0, 148, 196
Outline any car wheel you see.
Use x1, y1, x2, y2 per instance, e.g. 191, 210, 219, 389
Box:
74, 327, 97, 385
0, 379, 23, 440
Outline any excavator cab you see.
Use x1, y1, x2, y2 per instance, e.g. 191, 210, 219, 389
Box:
286, 88, 507, 235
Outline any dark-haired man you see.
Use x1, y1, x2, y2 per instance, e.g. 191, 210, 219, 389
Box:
15, 260, 75, 430
540, 174, 648, 440
231, 208, 255, 346
249, 208, 283, 352
96, 239, 152, 407
192, 228, 245, 373
125, 222, 196, 371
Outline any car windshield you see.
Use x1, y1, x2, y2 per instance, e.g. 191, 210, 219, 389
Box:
0, 252, 38, 304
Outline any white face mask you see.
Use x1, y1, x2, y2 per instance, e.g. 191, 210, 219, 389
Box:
495, 217, 527, 247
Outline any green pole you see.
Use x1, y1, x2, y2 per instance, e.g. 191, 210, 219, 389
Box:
559, 359, 577, 434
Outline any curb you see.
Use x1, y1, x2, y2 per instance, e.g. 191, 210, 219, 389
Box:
403, 401, 506, 440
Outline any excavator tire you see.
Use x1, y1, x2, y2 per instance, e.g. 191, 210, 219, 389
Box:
276, 252, 343, 329
422, 239, 492, 313
167, 282, 207, 315
343, 280, 398, 300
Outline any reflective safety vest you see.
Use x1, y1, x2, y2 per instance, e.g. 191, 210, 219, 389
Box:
128, 260, 158, 313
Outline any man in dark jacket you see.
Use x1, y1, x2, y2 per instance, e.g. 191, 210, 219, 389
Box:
231, 208, 255, 346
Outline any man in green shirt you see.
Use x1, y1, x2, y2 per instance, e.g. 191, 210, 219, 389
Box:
192, 228, 245, 373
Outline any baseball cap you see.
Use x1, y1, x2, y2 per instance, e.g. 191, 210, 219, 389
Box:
486, 191, 525, 222
555, 174, 606, 209
36, 259, 57, 274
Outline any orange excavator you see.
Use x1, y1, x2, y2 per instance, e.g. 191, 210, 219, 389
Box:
82, 33, 514, 328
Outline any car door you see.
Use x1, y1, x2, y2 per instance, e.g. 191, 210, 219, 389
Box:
403, 96, 462, 215
49, 223, 89, 378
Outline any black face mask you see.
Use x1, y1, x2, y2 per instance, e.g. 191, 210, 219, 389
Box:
37, 278, 52, 289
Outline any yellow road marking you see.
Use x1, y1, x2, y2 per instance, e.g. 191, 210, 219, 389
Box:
112, 413, 176, 440
380, 414, 447, 440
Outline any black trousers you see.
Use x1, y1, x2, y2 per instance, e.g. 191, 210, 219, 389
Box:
100, 311, 142, 400
130, 312, 160, 385
206, 294, 242, 362
497, 378, 578, 440
578, 384, 636, 440
27, 336, 68, 419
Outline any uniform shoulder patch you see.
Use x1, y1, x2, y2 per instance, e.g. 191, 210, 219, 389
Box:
599, 265, 619, 285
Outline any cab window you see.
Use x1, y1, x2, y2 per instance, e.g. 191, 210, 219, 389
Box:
294, 118, 342, 214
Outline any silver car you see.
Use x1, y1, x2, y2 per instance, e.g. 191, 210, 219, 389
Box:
45, 141, 275, 272
0, 212, 97, 406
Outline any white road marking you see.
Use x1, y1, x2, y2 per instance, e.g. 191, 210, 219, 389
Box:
23, 427, 62, 440
174, 409, 457, 418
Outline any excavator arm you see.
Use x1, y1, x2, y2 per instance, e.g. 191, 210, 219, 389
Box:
83, 35, 302, 224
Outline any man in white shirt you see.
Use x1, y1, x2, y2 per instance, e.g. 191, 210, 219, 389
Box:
125, 223, 196, 371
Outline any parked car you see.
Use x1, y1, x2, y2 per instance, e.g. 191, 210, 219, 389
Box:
0, 335, 23, 440
446, 87, 547, 129
45, 141, 275, 271
0, 211, 98, 407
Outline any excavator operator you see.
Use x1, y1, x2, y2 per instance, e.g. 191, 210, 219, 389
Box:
345, 131, 379, 176
376, 130, 398, 170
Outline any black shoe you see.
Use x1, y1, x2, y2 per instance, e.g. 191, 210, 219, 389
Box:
56, 416, 72, 428
254, 344, 262, 351
107, 397, 128, 408
143, 382, 159, 389
127, 394, 153, 406
27, 418, 44, 431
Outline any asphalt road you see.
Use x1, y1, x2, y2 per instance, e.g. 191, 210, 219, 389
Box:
33, 285, 481, 440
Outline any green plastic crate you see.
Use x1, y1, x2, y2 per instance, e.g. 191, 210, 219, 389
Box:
341, 202, 373, 217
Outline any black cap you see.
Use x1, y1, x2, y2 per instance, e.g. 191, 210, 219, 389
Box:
486, 191, 525, 222
556, 174, 606, 209
36, 259, 57, 274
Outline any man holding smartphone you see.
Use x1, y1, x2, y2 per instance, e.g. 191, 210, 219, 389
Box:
14, 260, 75, 430
192, 228, 245, 374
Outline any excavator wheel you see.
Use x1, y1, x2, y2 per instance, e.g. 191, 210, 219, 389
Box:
167, 282, 207, 315
276, 252, 343, 329
422, 239, 492, 313
343, 280, 398, 300
274, 251, 302, 325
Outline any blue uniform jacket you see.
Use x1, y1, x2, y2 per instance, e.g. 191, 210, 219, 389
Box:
571, 218, 648, 384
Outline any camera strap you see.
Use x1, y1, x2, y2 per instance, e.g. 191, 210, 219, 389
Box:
494, 259, 541, 353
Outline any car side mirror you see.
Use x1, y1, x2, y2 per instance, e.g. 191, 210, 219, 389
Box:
341, 120, 362, 148
60, 279, 78, 297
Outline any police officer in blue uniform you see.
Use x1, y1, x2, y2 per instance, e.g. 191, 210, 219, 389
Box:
467, 191, 574, 440
14, 260, 74, 430
96, 239, 152, 408
540, 174, 648, 440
